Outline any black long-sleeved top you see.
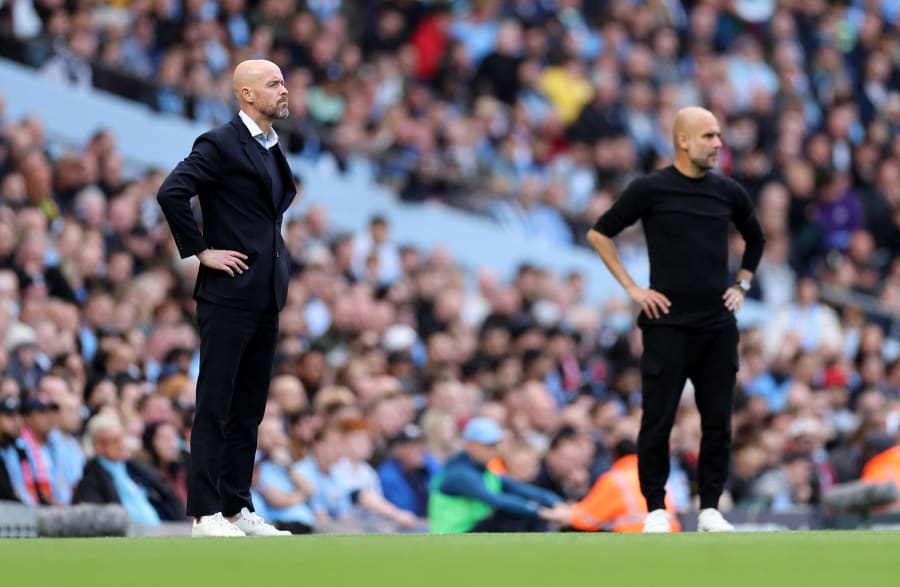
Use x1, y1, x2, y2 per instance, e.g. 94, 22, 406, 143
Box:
593, 165, 765, 330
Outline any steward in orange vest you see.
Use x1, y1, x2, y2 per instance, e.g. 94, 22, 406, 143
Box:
567, 440, 681, 532
860, 444, 900, 511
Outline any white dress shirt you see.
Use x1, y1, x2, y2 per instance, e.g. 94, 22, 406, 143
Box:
238, 110, 279, 150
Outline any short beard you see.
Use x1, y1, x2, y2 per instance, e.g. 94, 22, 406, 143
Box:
692, 155, 716, 171
261, 104, 290, 121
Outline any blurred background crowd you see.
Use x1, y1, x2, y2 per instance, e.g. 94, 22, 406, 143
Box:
0, 0, 899, 533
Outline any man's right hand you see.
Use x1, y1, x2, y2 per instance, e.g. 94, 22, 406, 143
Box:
197, 248, 249, 277
626, 284, 671, 319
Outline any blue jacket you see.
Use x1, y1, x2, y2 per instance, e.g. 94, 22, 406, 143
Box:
437, 451, 562, 518
378, 454, 442, 517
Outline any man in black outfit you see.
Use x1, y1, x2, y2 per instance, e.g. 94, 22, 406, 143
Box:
587, 107, 765, 533
157, 59, 296, 537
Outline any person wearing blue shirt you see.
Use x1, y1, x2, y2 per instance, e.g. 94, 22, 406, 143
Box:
294, 426, 421, 532
252, 417, 316, 533
378, 423, 441, 518
293, 428, 355, 522
254, 452, 316, 533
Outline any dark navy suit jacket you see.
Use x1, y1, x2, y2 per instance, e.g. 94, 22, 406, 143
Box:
157, 113, 296, 311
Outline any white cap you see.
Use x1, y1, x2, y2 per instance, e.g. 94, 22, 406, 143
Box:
383, 324, 417, 352
5, 322, 37, 352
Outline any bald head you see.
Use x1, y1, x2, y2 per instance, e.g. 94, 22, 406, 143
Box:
672, 107, 717, 145
233, 60, 278, 100
232, 59, 289, 129
672, 106, 722, 177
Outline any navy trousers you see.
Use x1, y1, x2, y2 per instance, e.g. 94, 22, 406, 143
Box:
187, 301, 278, 517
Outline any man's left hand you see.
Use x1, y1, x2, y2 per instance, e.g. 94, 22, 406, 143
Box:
722, 285, 745, 313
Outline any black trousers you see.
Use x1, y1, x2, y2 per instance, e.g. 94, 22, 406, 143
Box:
187, 301, 279, 517
638, 323, 739, 511
275, 521, 313, 534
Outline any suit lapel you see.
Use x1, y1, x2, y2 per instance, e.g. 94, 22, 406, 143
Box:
272, 144, 296, 213
232, 115, 274, 209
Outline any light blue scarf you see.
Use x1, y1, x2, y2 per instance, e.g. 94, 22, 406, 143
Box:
98, 457, 160, 526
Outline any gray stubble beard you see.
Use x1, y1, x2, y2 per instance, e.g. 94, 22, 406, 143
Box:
262, 103, 290, 120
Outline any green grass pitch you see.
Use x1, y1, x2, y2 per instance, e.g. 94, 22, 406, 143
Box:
2, 532, 898, 586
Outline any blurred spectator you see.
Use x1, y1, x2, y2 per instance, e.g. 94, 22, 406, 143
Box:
73, 413, 184, 524
332, 417, 382, 498
565, 438, 682, 533
294, 425, 420, 532
859, 433, 900, 511
5, 322, 46, 392
533, 425, 591, 501
428, 417, 565, 533
749, 452, 819, 513
43, 376, 85, 501
40, 29, 96, 91
489, 437, 541, 483
419, 407, 460, 465
138, 421, 190, 510
19, 394, 71, 504
739, 340, 791, 413
252, 416, 316, 534
764, 278, 844, 360
377, 422, 441, 518
472, 20, 522, 106
269, 373, 308, 416
351, 215, 401, 286
0, 396, 27, 503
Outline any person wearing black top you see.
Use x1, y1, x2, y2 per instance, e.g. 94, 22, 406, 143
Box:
0, 397, 24, 503
587, 107, 765, 533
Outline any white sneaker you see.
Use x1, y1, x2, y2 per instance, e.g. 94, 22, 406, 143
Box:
232, 507, 291, 536
192, 512, 246, 537
642, 508, 672, 533
697, 508, 735, 532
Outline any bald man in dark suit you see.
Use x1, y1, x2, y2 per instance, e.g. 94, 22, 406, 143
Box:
158, 59, 296, 537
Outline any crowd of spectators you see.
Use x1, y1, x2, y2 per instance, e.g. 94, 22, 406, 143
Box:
2, 1, 899, 259
0, 0, 899, 532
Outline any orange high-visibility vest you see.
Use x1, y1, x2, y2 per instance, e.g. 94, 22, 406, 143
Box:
861, 446, 900, 511
569, 454, 681, 533
486, 456, 507, 476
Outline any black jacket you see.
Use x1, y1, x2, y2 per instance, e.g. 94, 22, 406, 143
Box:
73, 458, 185, 521
157, 114, 296, 311
0, 450, 21, 503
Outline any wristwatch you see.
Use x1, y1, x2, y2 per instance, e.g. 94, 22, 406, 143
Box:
734, 279, 751, 294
